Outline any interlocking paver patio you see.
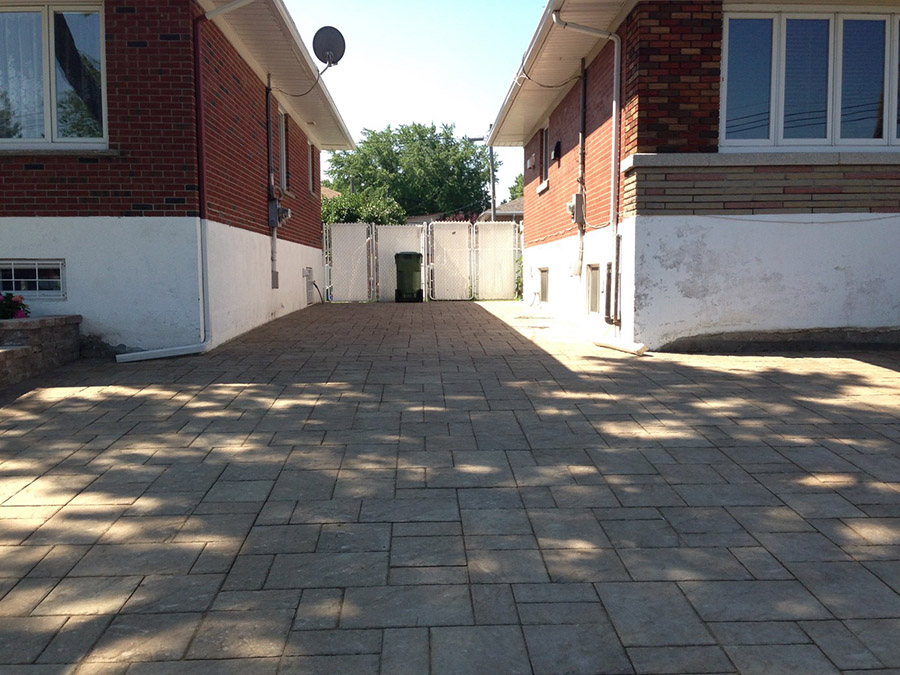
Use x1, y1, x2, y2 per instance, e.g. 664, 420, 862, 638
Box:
1, 301, 899, 672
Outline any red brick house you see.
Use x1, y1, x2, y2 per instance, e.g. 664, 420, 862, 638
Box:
489, 0, 900, 351
0, 0, 353, 358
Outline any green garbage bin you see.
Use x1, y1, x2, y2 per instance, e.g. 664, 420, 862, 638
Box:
394, 252, 423, 303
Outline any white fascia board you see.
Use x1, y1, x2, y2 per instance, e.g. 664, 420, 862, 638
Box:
197, 0, 354, 150
488, 0, 564, 147
488, 0, 629, 147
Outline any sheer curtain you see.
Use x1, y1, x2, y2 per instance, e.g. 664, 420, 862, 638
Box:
0, 12, 44, 139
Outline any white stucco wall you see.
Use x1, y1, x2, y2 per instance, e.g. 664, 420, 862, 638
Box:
631, 213, 900, 348
521, 227, 620, 341
205, 221, 323, 346
1, 216, 325, 353
1, 217, 203, 350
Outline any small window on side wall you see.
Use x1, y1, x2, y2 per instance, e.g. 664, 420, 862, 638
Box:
539, 268, 549, 303
279, 113, 289, 192
541, 128, 550, 182
1, 259, 66, 298
307, 144, 319, 195
588, 265, 601, 314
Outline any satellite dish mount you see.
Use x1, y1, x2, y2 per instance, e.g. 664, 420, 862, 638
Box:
313, 26, 345, 68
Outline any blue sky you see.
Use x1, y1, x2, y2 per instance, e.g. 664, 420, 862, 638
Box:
286, 0, 548, 204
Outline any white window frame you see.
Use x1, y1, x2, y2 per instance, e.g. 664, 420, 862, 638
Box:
721, 13, 777, 146
0, 3, 107, 150
835, 14, 891, 146
721, 9, 900, 151
777, 13, 834, 147
0, 259, 66, 299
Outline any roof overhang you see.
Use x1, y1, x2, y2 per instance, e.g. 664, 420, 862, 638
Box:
198, 0, 354, 150
488, 0, 634, 147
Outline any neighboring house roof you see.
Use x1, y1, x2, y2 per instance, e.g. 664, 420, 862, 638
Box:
199, 0, 354, 151
478, 197, 524, 221
322, 187, 341, 199
406, 213, 444, 225
488, 0, 631, 147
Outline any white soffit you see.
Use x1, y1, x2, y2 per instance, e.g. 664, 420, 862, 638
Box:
200, 0, 354, 150
489, 0, 630, 147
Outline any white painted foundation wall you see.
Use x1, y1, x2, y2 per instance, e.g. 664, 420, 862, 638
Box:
1, 217, 324, 352
206, 221, 323, 346
630, 213, 900, 349
523, 213, 900, 350
521, 227, 620, 342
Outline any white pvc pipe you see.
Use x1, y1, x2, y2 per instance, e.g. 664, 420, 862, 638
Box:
551, 11, 621, 233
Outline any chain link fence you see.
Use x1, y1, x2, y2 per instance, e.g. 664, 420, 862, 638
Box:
324, 220, 520, 302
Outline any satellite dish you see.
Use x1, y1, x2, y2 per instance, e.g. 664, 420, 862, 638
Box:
313, 26, 345, 67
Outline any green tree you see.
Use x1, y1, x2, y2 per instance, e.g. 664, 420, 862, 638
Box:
0, 91, 22, 139
322, 189, 406, 226
508, 173, 524, 202
327, 123, 494, 217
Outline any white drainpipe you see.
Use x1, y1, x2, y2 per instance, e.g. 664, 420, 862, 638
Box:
551, 10, 620, 237
117, 219, 212, 363
552, 11, 645, 355
116, 0, 261, 364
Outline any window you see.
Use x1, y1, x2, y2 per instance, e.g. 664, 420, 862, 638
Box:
0, 5, 106, 148
723, 12, 900, 148
1, 259, 65, 298
279, 112, 289, 192
541, 127, 550, 182
308, 143, 317, 195
539, 268, 549, 303
587, 265, 601, 314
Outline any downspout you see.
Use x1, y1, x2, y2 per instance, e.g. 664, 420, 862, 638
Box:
552, 11, 644, 354
551, 10, 620, 256
118, 0, 258, 363
266, 74, 279, 289
574, 57, 586, 278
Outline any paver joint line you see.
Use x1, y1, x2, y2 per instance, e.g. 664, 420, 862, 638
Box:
0, 302, 898, 674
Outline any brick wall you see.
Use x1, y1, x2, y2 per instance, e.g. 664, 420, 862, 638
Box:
621, 1, 721, 156
0, 0, 323, 249
0, 0, 199, 217
523, 43, 617, 248
622, 163, 900, 217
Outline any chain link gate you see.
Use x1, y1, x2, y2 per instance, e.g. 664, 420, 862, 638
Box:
324, 223, 375, 302
324, 220, 519, 302
428, 221, 473, 300
475, 221, 520, 300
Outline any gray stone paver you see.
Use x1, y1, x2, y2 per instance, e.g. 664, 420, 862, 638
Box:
1, 302, 899, 673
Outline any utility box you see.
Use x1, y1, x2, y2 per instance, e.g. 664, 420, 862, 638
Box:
394, 252, 423, 303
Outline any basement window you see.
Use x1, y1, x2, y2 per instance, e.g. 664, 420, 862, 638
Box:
722, 12, 900, 148
1, 259, 66, 298
588, 265, 601, 314
0, 5, 107, 149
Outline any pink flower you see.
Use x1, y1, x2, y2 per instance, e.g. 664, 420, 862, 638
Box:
13, 310, 27, 318
11, 295, 24, 303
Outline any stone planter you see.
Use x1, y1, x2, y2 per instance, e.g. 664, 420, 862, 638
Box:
0, 315, 82, 389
